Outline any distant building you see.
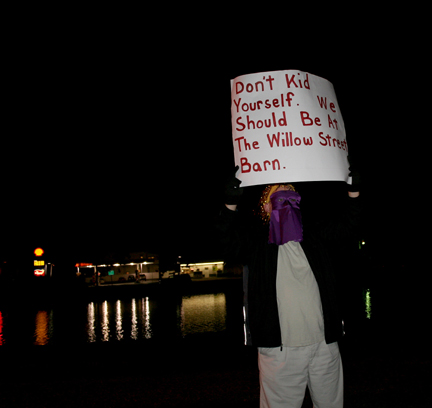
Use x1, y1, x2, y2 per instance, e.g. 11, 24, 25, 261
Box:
180, 261, 224, 278
76, 251, 160, 285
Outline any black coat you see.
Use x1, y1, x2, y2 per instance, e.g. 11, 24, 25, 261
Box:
216, 195, 362, 347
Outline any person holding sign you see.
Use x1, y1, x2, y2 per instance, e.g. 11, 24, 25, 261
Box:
217, 165, 361, 408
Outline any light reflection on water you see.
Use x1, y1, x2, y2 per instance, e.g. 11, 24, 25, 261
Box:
34, 310, 54, 345
102, 301, 109, 341
142, 297, 152, 339
83, 294, 227, 343
364, 288, 372, 319
182, 294, 227, 336
87, 302, 96, 342
116, 300, 123, 341
0, 294, 227, 346
131, 298, 138, 340
0, 311, 4, 346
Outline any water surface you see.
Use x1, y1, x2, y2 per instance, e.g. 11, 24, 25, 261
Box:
0, 293, 229, 346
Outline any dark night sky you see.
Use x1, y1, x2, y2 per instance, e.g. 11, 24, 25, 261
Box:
1, 11, 425, 271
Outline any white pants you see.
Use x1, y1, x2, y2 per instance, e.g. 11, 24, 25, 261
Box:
258, 340, 343, 408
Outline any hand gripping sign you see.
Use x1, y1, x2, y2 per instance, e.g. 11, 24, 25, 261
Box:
231, 70, 349, 187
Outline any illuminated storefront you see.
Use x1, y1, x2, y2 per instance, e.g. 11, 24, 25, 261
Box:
180, 261, 224, 278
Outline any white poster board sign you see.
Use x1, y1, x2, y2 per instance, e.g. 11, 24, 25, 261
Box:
231, 70, 349, 187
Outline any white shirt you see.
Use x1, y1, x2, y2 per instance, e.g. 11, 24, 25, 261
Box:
276, 241, 325, 347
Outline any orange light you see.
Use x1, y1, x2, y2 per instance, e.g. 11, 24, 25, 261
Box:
34, 248, 44, 257
34, 269, 45, 276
